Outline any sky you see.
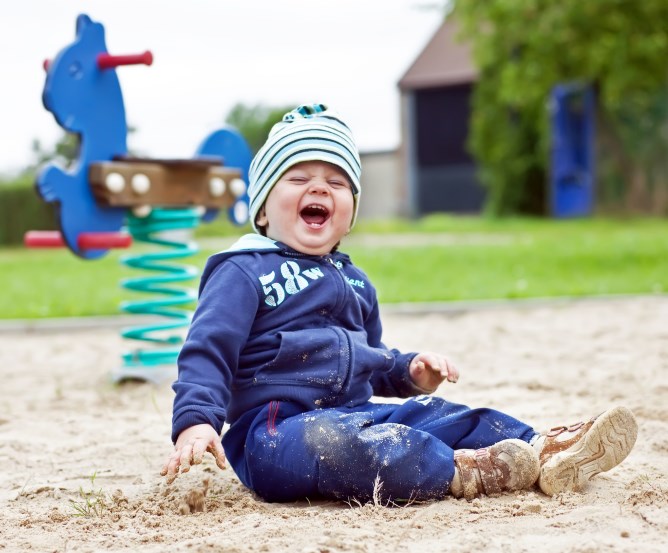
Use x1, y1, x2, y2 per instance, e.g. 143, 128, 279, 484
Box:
0, 0, 447, 176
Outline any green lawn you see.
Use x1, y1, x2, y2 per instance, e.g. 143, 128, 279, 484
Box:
0, 216, 666, 319
348, 217, 668, 303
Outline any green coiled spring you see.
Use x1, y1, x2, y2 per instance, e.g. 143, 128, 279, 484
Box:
114, 207, 200, 382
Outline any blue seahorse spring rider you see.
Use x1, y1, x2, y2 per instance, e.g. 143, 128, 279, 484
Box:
29, 14, 252, 382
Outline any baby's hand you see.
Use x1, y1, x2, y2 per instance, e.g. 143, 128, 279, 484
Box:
161, 424, 226, 484
409, 351, 459, 392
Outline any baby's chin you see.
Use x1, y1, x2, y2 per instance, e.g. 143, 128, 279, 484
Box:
291, 241, 337, 256
281, 234, 341, 256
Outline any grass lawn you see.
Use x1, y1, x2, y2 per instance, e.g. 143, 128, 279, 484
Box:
0, 216, 666, 319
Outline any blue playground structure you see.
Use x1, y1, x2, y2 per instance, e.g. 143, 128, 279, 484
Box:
27, 14, 252, 383
550, 83, 596, 218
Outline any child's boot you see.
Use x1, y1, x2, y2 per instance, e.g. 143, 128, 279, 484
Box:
450, 439, 540, 500
536, 406, 637, 496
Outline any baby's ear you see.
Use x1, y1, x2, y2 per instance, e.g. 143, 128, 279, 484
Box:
255, 207, 268, 229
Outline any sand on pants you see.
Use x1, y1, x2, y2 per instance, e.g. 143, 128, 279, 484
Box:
1, 296, 666, 553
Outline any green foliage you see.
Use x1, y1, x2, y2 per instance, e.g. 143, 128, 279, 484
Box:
454, 0, 668, 214
0, 174, 57, 245
28, 133, 80, 175
1, 217, 666, 319
225, 103, 296, 154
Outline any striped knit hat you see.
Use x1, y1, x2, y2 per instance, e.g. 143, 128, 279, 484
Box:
248, 104, 362, 232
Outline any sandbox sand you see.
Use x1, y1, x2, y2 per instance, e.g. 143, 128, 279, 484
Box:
1, 296, 666, 552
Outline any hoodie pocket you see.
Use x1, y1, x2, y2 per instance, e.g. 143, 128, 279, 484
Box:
251, 327, 350, 393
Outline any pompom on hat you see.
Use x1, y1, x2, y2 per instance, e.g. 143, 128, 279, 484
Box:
248, 104, 362, 232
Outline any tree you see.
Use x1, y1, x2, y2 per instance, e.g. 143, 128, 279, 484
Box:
454, 0, 668, 214
30, 132, 80, 171
225, 103, 296, 154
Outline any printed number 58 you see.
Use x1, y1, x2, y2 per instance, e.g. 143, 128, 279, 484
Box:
259, 261, 309, 307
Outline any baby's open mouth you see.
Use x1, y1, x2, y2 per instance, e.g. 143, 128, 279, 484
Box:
300, 204, 330, 227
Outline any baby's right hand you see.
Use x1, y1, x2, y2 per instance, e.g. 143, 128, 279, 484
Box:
161, 424, 226, 484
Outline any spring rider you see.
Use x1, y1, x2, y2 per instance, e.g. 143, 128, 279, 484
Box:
25, 14, 252, 384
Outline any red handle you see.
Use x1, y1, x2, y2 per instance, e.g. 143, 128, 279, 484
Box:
24, 231, 64, 248
24, 231, 132, 250
78, 232, 132, 249
43, 51, 153, 72
97, 51, 153, 70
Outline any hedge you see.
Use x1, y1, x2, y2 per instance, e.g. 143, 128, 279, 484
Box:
0, 175, 57, 245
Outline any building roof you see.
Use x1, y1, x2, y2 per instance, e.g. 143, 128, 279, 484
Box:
398, 17, 477, 91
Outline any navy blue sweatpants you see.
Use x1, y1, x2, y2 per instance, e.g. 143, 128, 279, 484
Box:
223, 396, 536, 503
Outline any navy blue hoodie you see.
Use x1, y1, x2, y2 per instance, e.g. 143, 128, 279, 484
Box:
171, 234, 420, 443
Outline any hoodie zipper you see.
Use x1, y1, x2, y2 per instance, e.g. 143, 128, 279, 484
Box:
278, 249, 351, 309
280, 250, 353, 393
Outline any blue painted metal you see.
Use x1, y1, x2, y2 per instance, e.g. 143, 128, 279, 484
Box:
196, 127, 252, 225
37, 14, 127, 259
550, 83, 596, 217
113, 208, 200, 383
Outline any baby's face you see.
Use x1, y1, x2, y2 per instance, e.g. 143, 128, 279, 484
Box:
256, 161, 354, 255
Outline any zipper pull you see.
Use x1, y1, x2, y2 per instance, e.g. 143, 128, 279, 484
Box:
327, 256, 343, 270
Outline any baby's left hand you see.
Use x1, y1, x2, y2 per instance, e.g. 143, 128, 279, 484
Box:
409, 351, 459, 392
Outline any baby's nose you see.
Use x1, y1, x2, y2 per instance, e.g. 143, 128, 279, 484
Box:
308, 180, 329, 194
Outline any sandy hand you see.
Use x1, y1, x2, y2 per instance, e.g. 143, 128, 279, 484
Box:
410, 351, 459, 392
161, 424, 226, 484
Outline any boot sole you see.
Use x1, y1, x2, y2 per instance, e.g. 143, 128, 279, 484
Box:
538, 406, 638, 496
